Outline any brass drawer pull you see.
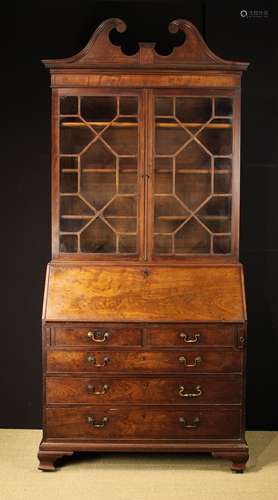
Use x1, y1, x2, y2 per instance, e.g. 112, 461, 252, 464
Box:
87, 355, 110, 367
179, 416, 200, 428
179, 384, 202, 398
87, 383, 109, 395
179, 332, 200, 344
87, 330, 110, 342
179, 355, 202, 367
87, 416, 109, 428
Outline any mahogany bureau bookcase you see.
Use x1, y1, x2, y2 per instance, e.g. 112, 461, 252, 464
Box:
38, 18, 249, 472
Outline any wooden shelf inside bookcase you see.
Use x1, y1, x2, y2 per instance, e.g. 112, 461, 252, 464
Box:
61, 121, 232, 129
61, 169, 231, 174
60, 215, 137, 219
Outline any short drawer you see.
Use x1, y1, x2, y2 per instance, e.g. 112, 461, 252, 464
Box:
46, 374, 242, 405
52, 327, 142, 347
147, 325, 236, 347
47, 349, 242, 373
46, 405, 241, 440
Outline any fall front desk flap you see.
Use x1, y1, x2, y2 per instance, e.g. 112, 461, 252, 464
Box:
43, 264, 246, 323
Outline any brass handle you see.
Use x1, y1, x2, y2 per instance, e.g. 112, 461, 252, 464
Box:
179, 416, 200, 428
179, 356, 202, 367
87, 383, 109, 395
179, 332, 200, 344
87, 416, 109, 428
178, 384, 202, 398
87, 355, 110, 367
87, 331, 110, 342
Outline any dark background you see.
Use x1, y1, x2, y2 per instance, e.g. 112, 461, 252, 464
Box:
2, 0, 277, 429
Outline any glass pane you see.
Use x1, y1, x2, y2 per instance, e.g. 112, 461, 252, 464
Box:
198, 119, 232, 155
105, 196, 136, 216
80, 172, 116, 210
59, 94, 140, 255
176, 172, 211, 210
119, 235, 137, 253
60, 157, 78, 169
154, 234, 172, 254
176, 97, 212, 123
60, 218, 88, 232
213, 235, 231, 253
155, 97, 173, 116
155, 157, 173, 171
154, 196, 188, 218
60, 196, 93, 216
214, 158, 232, 170
176, 142, 211, 171
215, 98, 233, 117
60, 118, 94, 154
60, 172, 78, 193
154, 158, 173, 194
102, 118, 138, 155
197, 197, 232, 233
60, 96, 78, 115
119, 158, 137, 194
119, 96, 138, 115
214, 172, 232, 194
155, 118, 190, 155
60, 234, 78, 252
154, 218, 183, 233
153, 95, 234, 256
81, 96, 117, 122
106, 217, 137, 233
81, 140, 116, 171
175, 219, 210, 254
80, 218, 116, 253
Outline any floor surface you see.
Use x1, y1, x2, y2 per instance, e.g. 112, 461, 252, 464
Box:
0, 430, 277, 500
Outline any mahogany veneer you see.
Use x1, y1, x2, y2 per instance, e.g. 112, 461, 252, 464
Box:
46, 406, 242, 440
46, 374, 242, 405
39, 18, 249, 473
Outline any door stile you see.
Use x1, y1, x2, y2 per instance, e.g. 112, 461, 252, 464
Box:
51, 89, 60, 259
146, 89, 154, 261
138, 90, 146, 260
55, 89, 145, 260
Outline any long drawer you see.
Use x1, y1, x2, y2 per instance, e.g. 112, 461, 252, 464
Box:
46, 374, 242, 405
46, 405, 241, 440
47, 349, 242, 373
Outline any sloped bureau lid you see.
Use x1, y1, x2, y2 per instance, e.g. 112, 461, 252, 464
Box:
43, 264, 246, 323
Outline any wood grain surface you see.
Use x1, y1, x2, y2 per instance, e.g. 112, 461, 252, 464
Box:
44, 264, 246, 322
46, 405, 241, 440
46, 349, 242, 373
39, 17, 249, 472
46, 374, 242, 405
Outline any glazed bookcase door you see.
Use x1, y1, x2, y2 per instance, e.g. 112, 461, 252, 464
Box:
150, 91, 236, 258
57, 91, 144, 258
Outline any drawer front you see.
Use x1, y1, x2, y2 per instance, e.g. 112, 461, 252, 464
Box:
46, 374, 242, 405
148, 326, 236, 347
47, 349, 242, 373
53, 327, 142, 347
46, 406, 241, 440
